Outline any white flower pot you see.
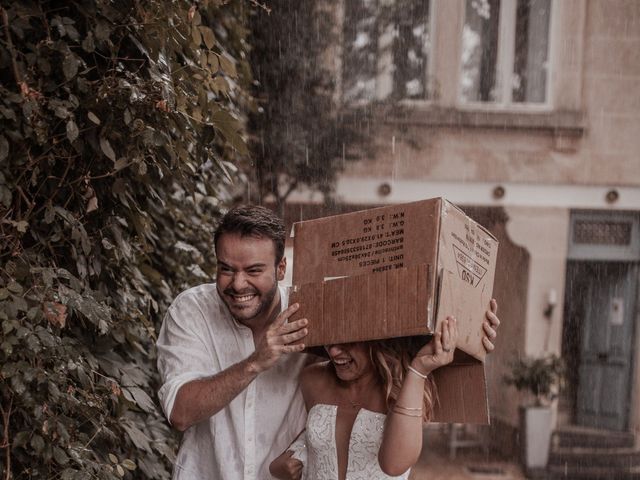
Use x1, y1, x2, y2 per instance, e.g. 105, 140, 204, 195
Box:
520, 406, 553, 469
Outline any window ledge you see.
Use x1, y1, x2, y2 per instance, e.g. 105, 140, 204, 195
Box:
346, 105, 586, 137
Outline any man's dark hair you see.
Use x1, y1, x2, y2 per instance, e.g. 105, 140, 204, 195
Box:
214, 205, 286, 264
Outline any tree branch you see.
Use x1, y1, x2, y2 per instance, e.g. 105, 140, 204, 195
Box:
0, 394, 13, 480
248, 0, 271, 14
1, 7, 23, 90
280, 179, 299, 203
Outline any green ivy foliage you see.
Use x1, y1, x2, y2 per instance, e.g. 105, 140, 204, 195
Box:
0, 1, 251, 478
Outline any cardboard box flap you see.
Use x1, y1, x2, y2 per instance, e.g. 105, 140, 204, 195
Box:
434, 199, 498, 361
432, 361, 488, 424
291, 264, 432, 347
441, 199, 498, 243
435, 270, 489, 362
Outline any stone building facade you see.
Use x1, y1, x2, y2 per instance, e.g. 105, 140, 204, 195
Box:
281, 0, 640, 453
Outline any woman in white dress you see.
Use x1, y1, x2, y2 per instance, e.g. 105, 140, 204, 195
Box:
270, 312, 468, 480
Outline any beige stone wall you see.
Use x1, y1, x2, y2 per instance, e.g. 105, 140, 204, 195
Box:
580, 0, 640, 185
339, 0, 640, 188
504, 207, 569, 358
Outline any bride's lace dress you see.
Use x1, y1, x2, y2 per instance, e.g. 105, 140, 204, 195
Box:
291, 404, 410, 480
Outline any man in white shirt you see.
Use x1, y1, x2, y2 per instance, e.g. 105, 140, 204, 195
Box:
157, 205, 311, 479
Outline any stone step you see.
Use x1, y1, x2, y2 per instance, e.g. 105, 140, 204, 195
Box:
547, 464, 640, 480
549, 446, 640, 469
553, 426, 635, 449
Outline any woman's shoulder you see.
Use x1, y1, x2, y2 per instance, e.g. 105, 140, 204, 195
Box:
301, 360, 333, 384
300, 361, 335, 402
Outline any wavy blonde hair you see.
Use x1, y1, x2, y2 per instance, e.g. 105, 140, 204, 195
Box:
367, 337, 438, 422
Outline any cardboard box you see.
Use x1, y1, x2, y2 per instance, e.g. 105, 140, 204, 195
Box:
289, 197, 498, 423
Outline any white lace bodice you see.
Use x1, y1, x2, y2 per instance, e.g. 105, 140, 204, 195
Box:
292, 404, 410, 480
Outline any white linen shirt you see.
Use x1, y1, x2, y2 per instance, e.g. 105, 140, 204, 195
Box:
157, 283, 309, 480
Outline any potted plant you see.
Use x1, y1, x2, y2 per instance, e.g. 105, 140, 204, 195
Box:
503, 354, 565, 472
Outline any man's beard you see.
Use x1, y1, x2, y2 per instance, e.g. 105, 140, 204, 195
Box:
221, 278, 279, 323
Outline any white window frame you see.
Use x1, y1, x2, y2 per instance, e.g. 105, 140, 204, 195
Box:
340, 0, 437, 106
456, 0, 556, 111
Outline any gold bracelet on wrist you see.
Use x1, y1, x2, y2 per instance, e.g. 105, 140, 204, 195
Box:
392, 407, 423, 417
407, 365, 428, 379
394, 404, 422, 412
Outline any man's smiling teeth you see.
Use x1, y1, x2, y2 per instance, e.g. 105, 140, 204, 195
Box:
233, 294, 256, 303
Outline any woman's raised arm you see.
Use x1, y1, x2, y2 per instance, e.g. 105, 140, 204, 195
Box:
378, 317, 458, 476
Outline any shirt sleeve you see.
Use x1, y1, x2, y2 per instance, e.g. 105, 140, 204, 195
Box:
156, 300, 217, 423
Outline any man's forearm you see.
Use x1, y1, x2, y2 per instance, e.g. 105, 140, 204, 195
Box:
170, 356, 260, 431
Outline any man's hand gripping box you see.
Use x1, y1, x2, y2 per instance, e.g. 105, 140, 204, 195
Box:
289, 197, 499, 423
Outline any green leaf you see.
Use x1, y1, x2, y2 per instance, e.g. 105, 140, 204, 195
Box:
65, 24, 80, 42
98, 319, 109, 335
56, 421, 71, 443
108, 453, 118, 464
101, 238, 115, 250
1, 341, 12, 356
44, 204, 55, 223
191, 25, 201, 46
211, 76, 228, 94
1, 361, 18, 377
208, 53, 220, 71
126, 386, 155, 413
62, 54, 79, 80
121, 422, 152, 453
0, 134, 8, 161
26, 333, 41, 352
27, 306, 40, 321
0, 288, 9, 300
94, 20, 111, 41
1, 321, 14, 335
37, 328, 56, 347
191, 9, 202, 25
7, 280, 23, 294
61, 468, 78, 480
13, 431, 31, 448
76, 365, 91, 388
12, 295, 28, 312
114, 158, 129, 171
0, 106, 17, 121
66, 120, 79, 142
75, 292, 112, 328
54, 206, 77, 225
15, 326, 29, 339
82, 32, 95, 52
0, 185, 11, 208
53, 446, 70, 465
100, 137, 116, 162
200, 26, 216, 49
219, 53, 237, 78
31, 434, 45, 454
88, 111, 101, 125
48, 381, 61, 399
121, 459, 136, 471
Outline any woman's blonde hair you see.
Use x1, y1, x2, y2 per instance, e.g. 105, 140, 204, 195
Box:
367, 337, 438, 421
